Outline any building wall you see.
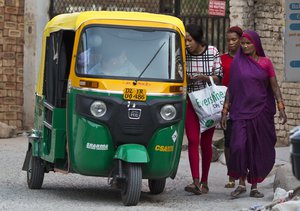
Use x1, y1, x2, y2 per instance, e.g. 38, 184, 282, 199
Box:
0, 0, 24, 128
230, 0, 300, 145
0, 0, 49, 130
23, 0, 50, 129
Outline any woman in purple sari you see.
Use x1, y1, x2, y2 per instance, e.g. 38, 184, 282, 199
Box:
220, 30, 287, 198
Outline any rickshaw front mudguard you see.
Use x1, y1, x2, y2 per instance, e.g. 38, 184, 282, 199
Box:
22, 146, 31, 171
114, 144, 150, 163
22, 131, 42, 171
142, 125, 184, 179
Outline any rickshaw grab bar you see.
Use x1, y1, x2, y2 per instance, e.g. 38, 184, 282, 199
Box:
43, 101, 54, 111
43, 121, 52, 130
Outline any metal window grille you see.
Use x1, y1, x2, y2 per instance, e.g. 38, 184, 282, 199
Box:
49, 0, 162, 17
49, 0, 230, 53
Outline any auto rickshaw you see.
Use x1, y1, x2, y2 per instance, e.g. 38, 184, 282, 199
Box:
22, 11, 187, 206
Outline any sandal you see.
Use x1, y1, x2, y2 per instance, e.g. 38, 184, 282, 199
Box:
250, 189, 264, 198
200, 182, 209, 194
184, 183, 202, 195
230, 185, 246, 199
224, 181, 235, 188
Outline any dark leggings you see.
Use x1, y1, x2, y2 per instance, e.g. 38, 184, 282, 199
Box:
224, 119, 232, 148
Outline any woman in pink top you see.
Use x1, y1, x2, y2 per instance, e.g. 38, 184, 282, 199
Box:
221, 30, 287, 199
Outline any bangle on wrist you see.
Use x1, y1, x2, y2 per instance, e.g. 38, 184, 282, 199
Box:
222, 108, 228, 115
277, 101, 285, 111
223, 103, 230, 110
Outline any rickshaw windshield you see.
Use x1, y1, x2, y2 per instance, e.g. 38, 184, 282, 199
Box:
76, 26, 183, 81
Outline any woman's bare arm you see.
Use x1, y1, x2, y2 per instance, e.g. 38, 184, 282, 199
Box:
270, 77, 287, 124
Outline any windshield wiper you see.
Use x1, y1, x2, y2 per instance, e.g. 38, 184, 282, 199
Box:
133, 42, 166, 85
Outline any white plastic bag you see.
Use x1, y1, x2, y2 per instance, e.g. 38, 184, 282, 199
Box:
188, 76, 227, 133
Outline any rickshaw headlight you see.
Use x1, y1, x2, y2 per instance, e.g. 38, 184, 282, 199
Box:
160, 104, 176, 121
90, 101, 107, 118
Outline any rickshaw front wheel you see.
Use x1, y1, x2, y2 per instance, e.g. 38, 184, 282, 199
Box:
27, 148, 45, 189
120, 163, 142, 206
148, 178, 166, 194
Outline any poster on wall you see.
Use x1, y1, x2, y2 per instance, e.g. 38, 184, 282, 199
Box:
208, 0, 226, 16
285, 1, 300, 81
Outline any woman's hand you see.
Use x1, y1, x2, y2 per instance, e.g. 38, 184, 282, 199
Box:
193, 74, 221, 84
221, 90, 230, 130
279, 109, 287, 125
221, 113, 227, 130
269, 77, 287, 125
188, 72, 205, 81
188, 72, 220, 84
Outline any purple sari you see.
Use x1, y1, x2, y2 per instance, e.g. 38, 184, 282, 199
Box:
228, 30, 276, 184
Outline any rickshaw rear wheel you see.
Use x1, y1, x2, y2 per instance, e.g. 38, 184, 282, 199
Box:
148, 178, 166, 194
120, 163, 142, 206
27, 148, 45, 189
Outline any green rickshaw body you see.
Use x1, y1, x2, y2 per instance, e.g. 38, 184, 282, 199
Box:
67, 88, 185, 178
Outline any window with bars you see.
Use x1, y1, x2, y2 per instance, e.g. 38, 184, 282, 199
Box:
49, 0, 161, 17
49, 0, 229, 18
49, 0, 230, 53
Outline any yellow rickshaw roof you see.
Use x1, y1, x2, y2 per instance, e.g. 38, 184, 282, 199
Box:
36, 11, 186, 96
45, 11, 185, 35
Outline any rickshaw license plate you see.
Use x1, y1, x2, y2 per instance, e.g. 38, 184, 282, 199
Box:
123, 88, 146, 101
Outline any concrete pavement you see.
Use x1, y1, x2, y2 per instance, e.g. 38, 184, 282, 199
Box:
184, 128, 299, 194
214, 129, 299, 193
0, 130, 299, 210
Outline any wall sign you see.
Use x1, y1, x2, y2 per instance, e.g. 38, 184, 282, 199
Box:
285, 1, 300, 81
208, 0, 226, 17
